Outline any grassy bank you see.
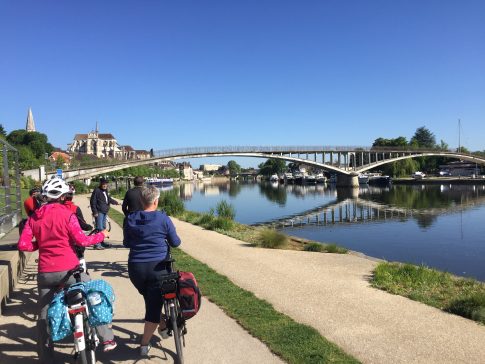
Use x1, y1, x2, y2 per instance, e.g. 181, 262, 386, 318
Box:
372, 262, 485, 324
108, 207, 359, 363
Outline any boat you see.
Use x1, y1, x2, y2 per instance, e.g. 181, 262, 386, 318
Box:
293, 171, 304, 184
284, 172, 294, 184
412, 171, 426, 180
269, 174, 279, 182
316, 173, 327, 183
146, 177, 174, 187
358, 174, 369, 185
367, 173, 391, 186
304, 174, 317, 184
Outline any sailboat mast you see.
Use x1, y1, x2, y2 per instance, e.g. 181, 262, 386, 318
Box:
458, 119, 461, 152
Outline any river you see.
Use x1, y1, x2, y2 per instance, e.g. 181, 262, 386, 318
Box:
173, 180, 485, 281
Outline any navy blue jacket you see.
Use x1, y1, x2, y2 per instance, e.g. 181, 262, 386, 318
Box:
123, 210, 181, 263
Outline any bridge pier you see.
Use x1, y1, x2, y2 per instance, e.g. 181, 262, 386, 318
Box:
336, 174, 359, 188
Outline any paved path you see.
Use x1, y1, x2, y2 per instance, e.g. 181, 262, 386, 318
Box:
0, 196, 283, 364
152, 207, 485, 364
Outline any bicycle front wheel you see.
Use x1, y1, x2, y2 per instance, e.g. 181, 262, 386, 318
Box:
169, 302, 184, 364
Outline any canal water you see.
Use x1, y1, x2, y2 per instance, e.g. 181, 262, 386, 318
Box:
175, 180, 485, 281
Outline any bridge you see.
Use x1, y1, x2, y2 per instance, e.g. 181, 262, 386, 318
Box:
42, 146, 485, 186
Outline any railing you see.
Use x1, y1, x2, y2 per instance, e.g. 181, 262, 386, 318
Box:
0, 138, 21, 237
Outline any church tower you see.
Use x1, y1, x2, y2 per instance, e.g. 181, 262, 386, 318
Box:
26, 107, 36, 132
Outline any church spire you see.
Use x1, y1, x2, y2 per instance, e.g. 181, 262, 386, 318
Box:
26, 107, 36, 132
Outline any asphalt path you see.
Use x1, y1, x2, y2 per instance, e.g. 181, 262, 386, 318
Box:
0, 196, 283, 364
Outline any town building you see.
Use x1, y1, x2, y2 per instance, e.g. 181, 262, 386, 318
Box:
178, 162, 193, 180
67, 125, 149, 160
49, 151, 71, 167
200, 164, 222, 172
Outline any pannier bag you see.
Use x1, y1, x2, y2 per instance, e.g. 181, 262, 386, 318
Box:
47, 290, 73, 341
177, 271, 201, 319
84, 279, 115, 327
47, 279, 115, 341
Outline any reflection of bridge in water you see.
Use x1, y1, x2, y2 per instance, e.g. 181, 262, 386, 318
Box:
259, 191, 485, 228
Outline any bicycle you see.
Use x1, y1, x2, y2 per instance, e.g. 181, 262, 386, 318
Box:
159, 256, 187, 364
62, 265, 100, 364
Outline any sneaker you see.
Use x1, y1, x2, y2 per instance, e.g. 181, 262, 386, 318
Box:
158, 326, 169, 339
140, 344, 151, 356
101, 242, 112, 248
103, 340, 117, 352
93, 244, 105, 250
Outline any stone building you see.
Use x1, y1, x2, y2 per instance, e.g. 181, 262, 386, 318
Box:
67, 127, 148, 160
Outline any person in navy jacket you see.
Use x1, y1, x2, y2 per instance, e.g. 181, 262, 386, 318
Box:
123, 185, 181, 356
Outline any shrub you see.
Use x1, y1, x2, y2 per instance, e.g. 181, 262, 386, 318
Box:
209, 217, 234, 231
71, 180, 90, 194
446, 292, 485, 324
20, 176, 37, 189
258, 229, 288, 249
159, 190, 185, 216
304, 242, 324, 252
216, 200, 236, 220
198, 212, 215, 227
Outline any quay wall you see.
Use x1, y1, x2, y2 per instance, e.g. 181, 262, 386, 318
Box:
393, 177, 485, 185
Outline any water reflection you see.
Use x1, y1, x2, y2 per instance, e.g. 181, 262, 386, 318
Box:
178, 180, 485, 280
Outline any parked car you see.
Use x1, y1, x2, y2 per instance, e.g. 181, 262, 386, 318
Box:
412, 171, 426, 179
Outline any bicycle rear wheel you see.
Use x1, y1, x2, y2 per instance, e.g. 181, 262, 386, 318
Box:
77, 322, 96, 364
169, 302, 184, 364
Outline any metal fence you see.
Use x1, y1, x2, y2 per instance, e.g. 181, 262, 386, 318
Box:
0, 138, 21, 237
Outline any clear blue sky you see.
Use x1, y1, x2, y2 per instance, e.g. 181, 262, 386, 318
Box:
1, 0, 484, 167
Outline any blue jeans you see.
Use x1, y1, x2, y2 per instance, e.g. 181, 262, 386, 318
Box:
94, 213, 107, 246
95, 212, 107, 231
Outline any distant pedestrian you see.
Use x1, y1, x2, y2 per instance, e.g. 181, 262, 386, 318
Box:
90, 178, 119, 249
122, 176, 145, 216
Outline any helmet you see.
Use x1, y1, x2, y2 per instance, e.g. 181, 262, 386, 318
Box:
42, 177, 70, 199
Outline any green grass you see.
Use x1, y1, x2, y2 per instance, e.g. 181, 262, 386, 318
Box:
258, 228, 288, 249
304, 242, 348, 254
371, 262, 485, 324
110, 207, 359, 363
171, 248, 359, 363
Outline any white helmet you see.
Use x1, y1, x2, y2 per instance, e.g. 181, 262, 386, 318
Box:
42, 177, 70, 199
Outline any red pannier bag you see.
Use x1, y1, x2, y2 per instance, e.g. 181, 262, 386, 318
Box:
177, 271, 201, 320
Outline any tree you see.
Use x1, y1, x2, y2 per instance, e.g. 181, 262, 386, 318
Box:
258, 159, 286, 176
372, 136, 408, 148
410, 127, 436, 149
227, 160, 241, 175
0, 124, 6, 138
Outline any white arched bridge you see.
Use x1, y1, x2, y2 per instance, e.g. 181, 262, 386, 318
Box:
47, 146, 485, 186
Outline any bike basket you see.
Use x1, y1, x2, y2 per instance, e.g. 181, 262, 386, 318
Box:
84, 279, 115, 327
47, 290, 73, 342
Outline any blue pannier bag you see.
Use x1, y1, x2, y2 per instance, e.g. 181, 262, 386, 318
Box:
84, 279, 115, 327
47, 290, 73, 341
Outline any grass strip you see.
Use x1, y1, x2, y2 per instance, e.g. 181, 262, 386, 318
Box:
109, 208, 359, 363
371, 262, 485, 324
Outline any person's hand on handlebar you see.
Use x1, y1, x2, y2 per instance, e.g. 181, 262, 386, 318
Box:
101, 230, 110, 239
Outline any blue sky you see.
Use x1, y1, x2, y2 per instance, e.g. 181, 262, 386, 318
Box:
1, 0, 484, 167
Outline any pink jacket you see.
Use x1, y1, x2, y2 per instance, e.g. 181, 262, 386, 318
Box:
18, 203, 105, 273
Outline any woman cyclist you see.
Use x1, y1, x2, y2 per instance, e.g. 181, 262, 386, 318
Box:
123, 185, 181, 356
18, 177, 117, 363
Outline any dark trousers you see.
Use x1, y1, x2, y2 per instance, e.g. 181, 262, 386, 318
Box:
128, 261, 168, 323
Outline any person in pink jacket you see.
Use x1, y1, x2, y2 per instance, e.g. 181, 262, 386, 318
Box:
18, 178, 117, 363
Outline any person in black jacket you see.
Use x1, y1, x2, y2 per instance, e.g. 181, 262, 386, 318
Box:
122, 176, 145, 216
90, 178, 119, 249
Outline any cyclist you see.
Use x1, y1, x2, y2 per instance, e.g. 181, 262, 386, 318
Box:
90, 178, 119, 249
123, 185, 181, 356
18, 177, 117, 363
23, 186, 41, 217
64, 186, 93, 231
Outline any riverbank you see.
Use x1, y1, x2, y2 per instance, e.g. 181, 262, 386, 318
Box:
393, 176, 485, 184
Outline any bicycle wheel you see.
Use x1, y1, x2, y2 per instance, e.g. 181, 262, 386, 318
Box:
169, 301, 184, 364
